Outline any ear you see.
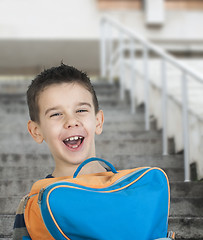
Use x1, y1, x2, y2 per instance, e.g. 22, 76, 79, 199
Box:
95, 110, 104, 135
27, 120, 44, 144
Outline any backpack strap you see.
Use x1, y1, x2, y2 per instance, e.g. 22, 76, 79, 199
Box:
73, 157, 118, 178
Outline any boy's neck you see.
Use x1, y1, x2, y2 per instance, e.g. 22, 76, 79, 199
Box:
52, 161, 107, 178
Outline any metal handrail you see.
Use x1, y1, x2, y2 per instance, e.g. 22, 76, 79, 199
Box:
100, 15, 203, 182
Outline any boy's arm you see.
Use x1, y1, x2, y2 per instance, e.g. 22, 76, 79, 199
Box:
13, 195, 30, 240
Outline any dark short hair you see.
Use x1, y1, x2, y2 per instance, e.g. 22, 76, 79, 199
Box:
27, 64, 99, 123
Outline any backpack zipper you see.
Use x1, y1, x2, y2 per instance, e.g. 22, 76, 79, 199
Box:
37, 167, 150, 204
110, 167, 150, 187
23, 193, 38, 210
38, 188, 45, 205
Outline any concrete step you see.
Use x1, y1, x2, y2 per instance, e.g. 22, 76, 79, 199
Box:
99, 130, 163, 141
0, 196, 202, 216
101, 111, 145, 123
170, 182, 203, 198
168, 217, 203, 240
0, 98, 139, 113
0, 122, 147, 138
0, 108, 145, 133
0, 93, 121, 107
1, 214, 203, 240
93, 82, 119, 93
0, 135, 166, 155
0, 82, 118, 97
0, 165, 183, 181
0, 179, 35, 197
0, 99, 128, 114
96, 138, 163, 155
0, 105, 142, 119
0, 197, 21, 215
0, 115, 146, 134
0, 128, 160, 144
0, 95, 126, 115
0, 98, 124, 112
0, 100, 140, 125
0, 93, 26, 102
1, 179, 202, 197
0, 166, 54, 179
0, 78, 30, 94
0, 215, 14, 238
0, 140, 50, 154
0, 81, 118, 96
0, 153, 54, 167
0, 103, 27, 114
0, 153, 183, 168
170, 197, 203, 217
102, 154, 184, 169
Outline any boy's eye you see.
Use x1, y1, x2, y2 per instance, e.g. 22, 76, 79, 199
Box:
77, 109, 88, 113
50, 113, 62, 118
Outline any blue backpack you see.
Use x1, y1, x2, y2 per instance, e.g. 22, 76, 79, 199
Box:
24, 158, 173, 240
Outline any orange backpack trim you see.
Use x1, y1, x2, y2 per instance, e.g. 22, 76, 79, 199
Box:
24, 176, 69, 240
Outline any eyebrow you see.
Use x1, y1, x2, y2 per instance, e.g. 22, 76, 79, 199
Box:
44, 103, 92, 116
77, 102, 92, 108
45, 106, 61, 116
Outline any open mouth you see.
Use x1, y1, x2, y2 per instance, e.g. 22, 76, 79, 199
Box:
63, 136, 85, 150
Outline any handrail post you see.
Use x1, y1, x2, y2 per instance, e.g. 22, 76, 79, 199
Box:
100, 19, 106, 79
130, 38, 136, 114
182, 71, 190, 182
143, 45, 150, 131
119, 31, 125, 100
161, 58, 168, 155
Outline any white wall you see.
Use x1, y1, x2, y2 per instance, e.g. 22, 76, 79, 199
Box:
1, 0, 203, 40
0, 0, 203, 73
0, 0, 100, 39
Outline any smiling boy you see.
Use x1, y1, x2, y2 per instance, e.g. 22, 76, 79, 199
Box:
13, 64, 106, 239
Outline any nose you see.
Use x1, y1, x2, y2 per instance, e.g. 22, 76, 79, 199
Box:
63, 115, 80, 129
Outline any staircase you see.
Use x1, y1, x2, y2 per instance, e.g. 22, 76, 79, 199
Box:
0, 79, 203, 239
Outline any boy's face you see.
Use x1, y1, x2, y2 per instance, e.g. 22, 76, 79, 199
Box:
28, 82, 104, 169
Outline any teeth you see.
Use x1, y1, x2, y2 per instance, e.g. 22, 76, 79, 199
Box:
65, 136, 83, 142
71, 145, 78, 149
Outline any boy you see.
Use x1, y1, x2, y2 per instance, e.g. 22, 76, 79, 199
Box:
13, 63, 105, 239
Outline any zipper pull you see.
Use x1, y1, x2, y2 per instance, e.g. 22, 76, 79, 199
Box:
168, 231, 175, 239
38, 188, 45, 205
23, 195, 30, 210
